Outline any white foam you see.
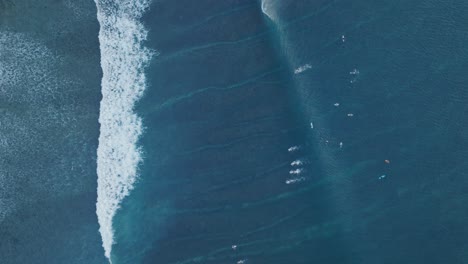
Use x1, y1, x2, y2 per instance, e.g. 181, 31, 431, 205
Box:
289, 168, 304, 175
261, 0, 276, 20
0, 31, 64, 105
290, 159, 303, 166
294, 64, 312, 74
288, 145, 300, 152
285, 177, 306, 185
0, 31, 69, 223
94, 0, 153, 261
349, 68, 360, 75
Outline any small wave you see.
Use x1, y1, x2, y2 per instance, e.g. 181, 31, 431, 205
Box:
289, 168, 304, 175
293, 64, 312, 74
349, 68, 360, 75
285, 177, 306, 185
290, 159, 303, 166
94, 0, 153, 261
288, 145, 301, 152
349, 68, 359, 83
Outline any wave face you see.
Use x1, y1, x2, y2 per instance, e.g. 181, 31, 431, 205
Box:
94, 0, 153, 261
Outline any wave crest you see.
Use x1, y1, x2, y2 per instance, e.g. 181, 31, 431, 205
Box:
94, 0, 153, 261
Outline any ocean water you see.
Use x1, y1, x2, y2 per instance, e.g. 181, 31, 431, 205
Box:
0, 0, 106, 263
2, 0, 468, 264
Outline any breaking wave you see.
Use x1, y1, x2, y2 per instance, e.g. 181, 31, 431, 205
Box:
261, 0, 277, 21
94, 0, 153, 261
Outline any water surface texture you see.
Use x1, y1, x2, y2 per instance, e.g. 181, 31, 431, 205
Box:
1, 0, 468, 264
1, 0, 106, 263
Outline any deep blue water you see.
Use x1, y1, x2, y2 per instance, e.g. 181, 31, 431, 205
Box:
2, 0, 468, 264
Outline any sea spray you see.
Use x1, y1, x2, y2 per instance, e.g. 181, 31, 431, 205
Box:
94, 0, 153, 261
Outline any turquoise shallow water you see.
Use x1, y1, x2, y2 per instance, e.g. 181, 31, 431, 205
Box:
2, 0, 468, 263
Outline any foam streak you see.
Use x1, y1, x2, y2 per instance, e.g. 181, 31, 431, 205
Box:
94, 0, 153, 261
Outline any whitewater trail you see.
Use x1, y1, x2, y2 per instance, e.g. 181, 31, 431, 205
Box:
94, 0, 154, 261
